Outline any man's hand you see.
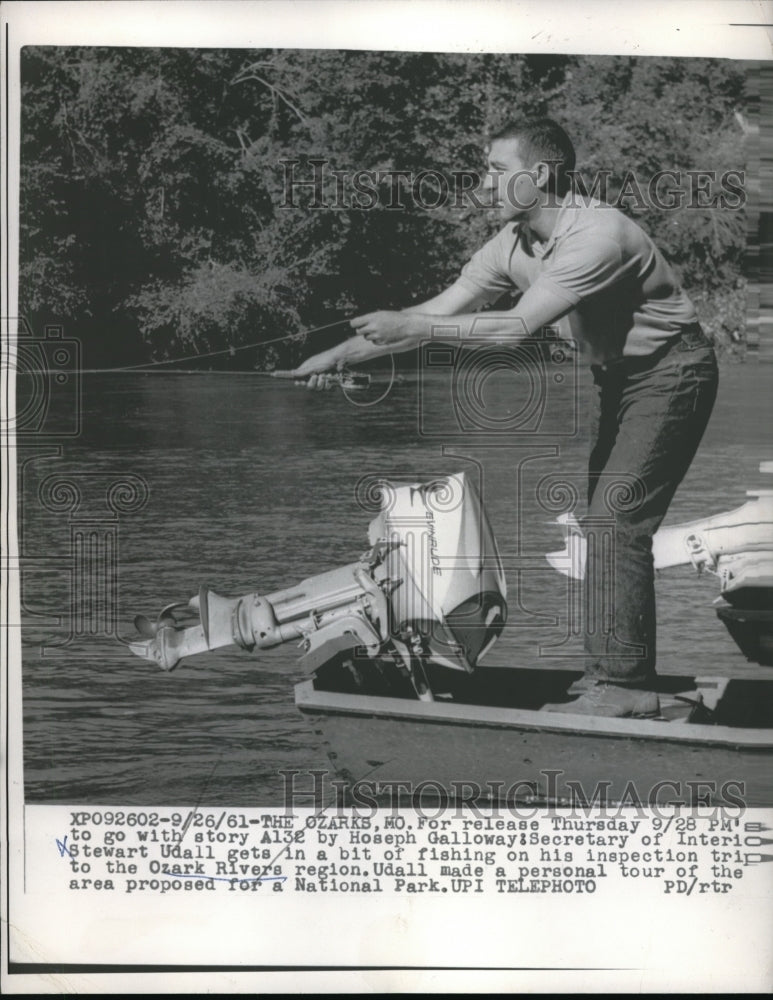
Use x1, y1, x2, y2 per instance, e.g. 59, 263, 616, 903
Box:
290, 326, 420, 382
350, 310, 416, 346
292, 344, 347, 379
305, 372, 338, 391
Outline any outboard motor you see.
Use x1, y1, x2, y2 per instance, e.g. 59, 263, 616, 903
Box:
127, 473, 507, 700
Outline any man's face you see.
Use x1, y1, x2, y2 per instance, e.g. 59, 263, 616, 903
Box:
483, 137, 541, 222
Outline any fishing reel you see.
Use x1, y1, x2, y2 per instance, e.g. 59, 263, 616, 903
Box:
127, 473, 508, 700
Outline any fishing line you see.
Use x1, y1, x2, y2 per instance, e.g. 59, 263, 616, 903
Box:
87, 317, 353, 373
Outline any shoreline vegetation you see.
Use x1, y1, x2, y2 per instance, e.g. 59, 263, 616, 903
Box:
20, 49, 750, 370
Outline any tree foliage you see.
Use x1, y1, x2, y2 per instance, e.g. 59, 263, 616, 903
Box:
19, 49, 750, 366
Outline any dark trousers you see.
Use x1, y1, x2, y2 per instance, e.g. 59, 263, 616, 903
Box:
583, 326, 719, 685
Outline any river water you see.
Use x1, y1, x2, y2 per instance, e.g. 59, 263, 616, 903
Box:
19, 358, 773, 805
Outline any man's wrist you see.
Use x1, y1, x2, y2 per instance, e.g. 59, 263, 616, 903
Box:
402, 312, 425, 341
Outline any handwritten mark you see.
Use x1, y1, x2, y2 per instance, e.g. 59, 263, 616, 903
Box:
176, 760, 223, 844
162, 869, 287, 884
56, 835, 73, 859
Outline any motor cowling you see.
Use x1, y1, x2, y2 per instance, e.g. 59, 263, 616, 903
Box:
367, 472, 508, 672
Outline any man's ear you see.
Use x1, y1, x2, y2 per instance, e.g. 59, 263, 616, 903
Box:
533, 160, 553, 191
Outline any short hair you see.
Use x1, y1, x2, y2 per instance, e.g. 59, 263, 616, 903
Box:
491, 118, 576, 196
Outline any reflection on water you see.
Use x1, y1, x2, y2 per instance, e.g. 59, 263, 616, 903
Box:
19, 362, 773, 805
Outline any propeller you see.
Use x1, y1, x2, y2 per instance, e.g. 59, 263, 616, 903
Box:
133, 602, 195, 638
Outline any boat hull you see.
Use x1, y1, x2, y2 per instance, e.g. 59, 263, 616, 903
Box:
716, 605, 773, 666
295, 669, 773, 807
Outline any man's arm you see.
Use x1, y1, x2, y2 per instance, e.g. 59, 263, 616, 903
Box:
355, 232, 629, 350
291, 280, 490, 376
353, 281, 575, 347
293, 229, 626, 374
401, 280, 493, 316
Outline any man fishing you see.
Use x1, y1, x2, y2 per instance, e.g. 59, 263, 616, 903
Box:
290, 117, 719, 717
